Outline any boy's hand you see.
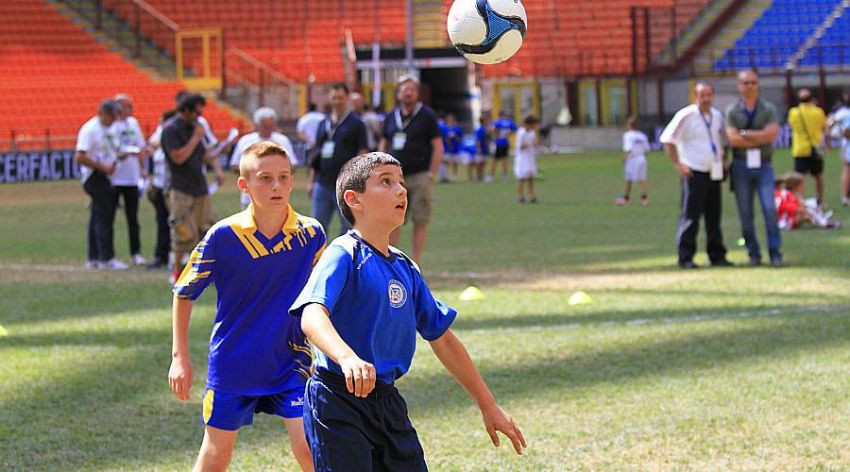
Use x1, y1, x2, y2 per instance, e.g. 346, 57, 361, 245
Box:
339, 355, 376, 398
481, 403, 527, 455
168, 356, 193, 401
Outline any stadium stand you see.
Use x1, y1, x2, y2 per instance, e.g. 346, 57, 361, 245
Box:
798, 5, 850, 68
715, 0, 842, 71
0, 0, 241, 151
104, 0, 408, 83
474, 0, 710, 78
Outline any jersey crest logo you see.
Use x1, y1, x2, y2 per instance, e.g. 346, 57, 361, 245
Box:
388, 279, 407, 308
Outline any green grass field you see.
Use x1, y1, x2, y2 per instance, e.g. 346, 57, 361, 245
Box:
2, 149, 850, 471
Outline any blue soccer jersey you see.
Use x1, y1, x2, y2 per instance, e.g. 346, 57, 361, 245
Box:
476, 125, 491, 156
493, 118, 517, 148
174, 205, 326, 395
290, 232, 457, 385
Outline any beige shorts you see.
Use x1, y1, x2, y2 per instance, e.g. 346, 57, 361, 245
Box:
168, 190, 216, 253
404, 171, 434, 225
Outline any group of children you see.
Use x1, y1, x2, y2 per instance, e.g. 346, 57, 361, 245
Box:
170, 142, 525, 471
438, 112, 543, 203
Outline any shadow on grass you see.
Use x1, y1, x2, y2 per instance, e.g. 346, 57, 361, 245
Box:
3, 304, 850, 470
404, 306, 850, 412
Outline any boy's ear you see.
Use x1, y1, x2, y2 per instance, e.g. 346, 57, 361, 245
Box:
343, 189, 361, 213
237, 175, 249, 194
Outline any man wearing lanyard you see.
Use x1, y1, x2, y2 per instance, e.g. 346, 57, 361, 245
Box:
308, 82, 369, 235
660, 83, 732, 269
379, 74, 443, 264
725, 70, 782, 267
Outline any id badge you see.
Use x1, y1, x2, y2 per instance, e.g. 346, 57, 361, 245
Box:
392, 132, 407, 151
710, 160, 723, 181
321, 141, 335, 159
746, 148, 761, 169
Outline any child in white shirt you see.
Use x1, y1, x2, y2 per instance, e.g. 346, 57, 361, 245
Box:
616, 116, 651, 206
514, 115, 540, 203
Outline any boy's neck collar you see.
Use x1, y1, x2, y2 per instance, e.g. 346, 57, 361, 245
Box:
351, 228, 393, 259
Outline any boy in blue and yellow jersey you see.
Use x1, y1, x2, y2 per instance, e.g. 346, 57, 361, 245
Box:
169, 141, 324, 472
290, 152, 526, 471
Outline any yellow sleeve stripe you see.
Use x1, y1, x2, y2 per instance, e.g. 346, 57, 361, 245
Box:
312, 245, 325, 267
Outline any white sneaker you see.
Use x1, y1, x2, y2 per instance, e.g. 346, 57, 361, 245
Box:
85, 260, 102, 270
103, 259, 129, 270
132, 253, 147, 265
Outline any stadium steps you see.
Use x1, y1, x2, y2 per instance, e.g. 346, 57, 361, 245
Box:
50, 0, 176, 80
788, 0, 850, 69
654, 0, 735, 66
689, 0, 774, 74
413, 0, 447, 49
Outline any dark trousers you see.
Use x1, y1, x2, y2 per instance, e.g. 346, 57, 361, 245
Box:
147, 186, 171, 262
83, 172, 117, 262
114, 185, 141, 255
304, 370, 427, 472
676, 171, 727, 263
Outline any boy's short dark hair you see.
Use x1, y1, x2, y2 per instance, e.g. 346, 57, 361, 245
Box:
336, 152, 401, 225
177, 93, 206, 113
523, 115, 540, 125
329, 82, 349, 94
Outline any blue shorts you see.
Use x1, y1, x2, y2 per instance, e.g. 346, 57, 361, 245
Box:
304, 370, 427, 471
202, 384, 306, 431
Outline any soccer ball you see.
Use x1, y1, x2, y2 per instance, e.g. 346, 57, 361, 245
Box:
447, 0, 527, 65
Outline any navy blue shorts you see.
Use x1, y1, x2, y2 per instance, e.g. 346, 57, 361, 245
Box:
201, 384, 306, 431
304, 370, 427, 471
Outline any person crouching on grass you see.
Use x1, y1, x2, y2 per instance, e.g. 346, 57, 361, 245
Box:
169, 142, 325, 471
290, 152, 526, 471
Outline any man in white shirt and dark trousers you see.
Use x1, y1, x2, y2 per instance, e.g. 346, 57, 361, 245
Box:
111, 93, 149, 266
75, 99, 128, 270
660, 83, 733, 269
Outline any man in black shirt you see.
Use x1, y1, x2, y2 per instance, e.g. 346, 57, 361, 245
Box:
162, 93, 224, 283
379, 75, 443, 264
309, 83, 369, 235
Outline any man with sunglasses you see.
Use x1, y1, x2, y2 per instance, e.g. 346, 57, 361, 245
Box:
725, 70, 783, 267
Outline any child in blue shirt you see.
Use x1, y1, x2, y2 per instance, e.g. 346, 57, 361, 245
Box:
290, 152, 526, 471
169, 141, 325, 471
469, 115, 491, 181
489, 112, 517, 181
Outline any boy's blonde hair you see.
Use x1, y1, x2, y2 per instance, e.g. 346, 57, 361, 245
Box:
239, 141, 291, 177
783, 172, 804, 191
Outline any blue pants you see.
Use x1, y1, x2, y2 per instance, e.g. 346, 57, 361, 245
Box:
311, 181, 351, 236
304, 370, 427, 472
731, 159, 781, 260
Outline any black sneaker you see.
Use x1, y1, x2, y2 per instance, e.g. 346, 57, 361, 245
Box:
146, 259, 167, 270
749, 257, 762, 267
711, 259, 734, 267
679, 261, 698, 269
770, 255, 784, 267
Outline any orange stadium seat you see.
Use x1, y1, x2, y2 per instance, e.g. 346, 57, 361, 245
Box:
0, 0, 243, 150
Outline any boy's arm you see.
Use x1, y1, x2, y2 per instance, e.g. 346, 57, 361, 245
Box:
301, 303, 376, 397
168, 296, 194, 401
429, 329, 527, 455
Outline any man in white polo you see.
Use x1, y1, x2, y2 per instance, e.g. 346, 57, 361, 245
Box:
660, 82, 732, 269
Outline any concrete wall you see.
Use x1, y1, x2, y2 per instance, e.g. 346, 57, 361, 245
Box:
551, 126, 624, 150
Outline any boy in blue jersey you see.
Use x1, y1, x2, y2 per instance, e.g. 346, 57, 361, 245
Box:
290, 152, 526, 471
489, 111, 517, 182
470, 115, 492, 181
169, 141, 324, 471
439, 113, 463, 182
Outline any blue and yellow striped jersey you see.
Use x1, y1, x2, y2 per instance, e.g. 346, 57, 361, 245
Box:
174, 204, 325, 395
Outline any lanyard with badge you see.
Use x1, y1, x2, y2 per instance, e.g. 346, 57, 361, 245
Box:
321, 111, 350, 159
392, 102, 422, 151
700, 110, 724, 181
741, 100, 761, 169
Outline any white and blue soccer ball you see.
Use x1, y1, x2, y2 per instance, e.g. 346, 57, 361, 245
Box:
447, 0, 527, 65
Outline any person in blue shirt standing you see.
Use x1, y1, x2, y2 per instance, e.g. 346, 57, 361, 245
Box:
488, 111, 517, 182
169, 142, 325, 471
308, 82, 369, 236
438, 112, 463, 182
290, 152, 526, 471
469, 115, 492, 182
